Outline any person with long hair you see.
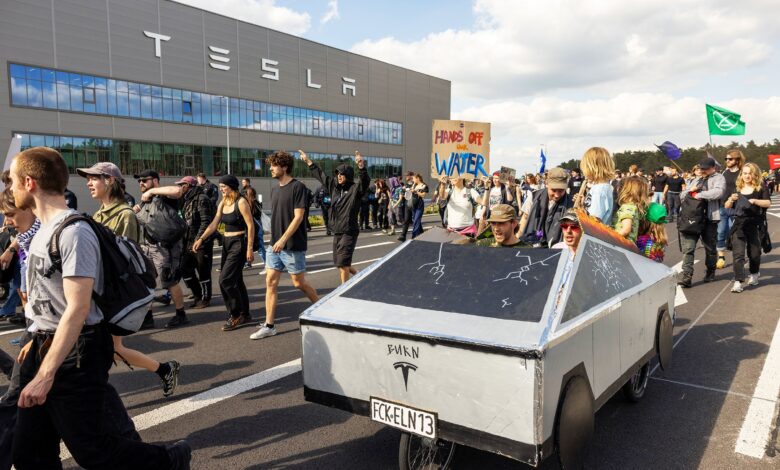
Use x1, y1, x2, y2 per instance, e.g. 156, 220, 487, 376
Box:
725, 162, 770, 293
375, 178, 391, 233
445, 176, 480, 236
612, 176, 648, 243
716, 149, 747, 270
398, 173, 429, 241
78, 163, 181, 397
193, 175, 255, 331
577, 147, 616, 223
387, 176, 403, 234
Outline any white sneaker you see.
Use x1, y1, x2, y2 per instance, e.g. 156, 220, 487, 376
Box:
747, 273, 759, 286
731, 281, 743, 293
250, 324, 277, 340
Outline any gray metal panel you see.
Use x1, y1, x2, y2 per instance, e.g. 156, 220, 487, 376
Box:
237, 22, 269, 102
236, 129, 270, 150
112, 117, 164, 141
346, 54, 369, 117
53, 0, 110, 76
0, 0, 55, 67
161, 122, 207, 146
267, 31, 300, 107
203, 12, 238, 96
299, 40, 328, 110
159, 0, 206, 91
268, 133, 301, 152
368, 60, 389, 121
108, 0, 162, 84
2, 108, 59, 136
386, 66, 406, 123
325, 48, 349, 114
404, 71, 432, 176
59, 112, 113, 138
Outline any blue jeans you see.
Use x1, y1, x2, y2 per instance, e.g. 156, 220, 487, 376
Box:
652, 192, 665, 204
411, 206, 424, 238
0, 263, 20, 317
716, 207, 735, 252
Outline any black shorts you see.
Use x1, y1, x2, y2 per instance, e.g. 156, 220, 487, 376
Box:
333, 231, 359, 267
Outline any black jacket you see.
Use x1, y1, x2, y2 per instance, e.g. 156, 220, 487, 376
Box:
182, 185, 215, 246
521, 189, 573, 247
308, 162, 369, 234
200, 181, 219, 207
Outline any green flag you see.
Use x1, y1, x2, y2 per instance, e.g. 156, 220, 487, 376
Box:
706, 104, 745, 135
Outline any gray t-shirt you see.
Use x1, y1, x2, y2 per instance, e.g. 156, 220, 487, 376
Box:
25, 210, 103, 331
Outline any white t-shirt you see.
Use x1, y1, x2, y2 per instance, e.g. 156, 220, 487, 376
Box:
488, 187, 503, 209
447, 188, 481, 229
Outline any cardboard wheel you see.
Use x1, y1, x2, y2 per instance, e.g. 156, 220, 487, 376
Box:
656, 310, 673, 371
555, 376, 594, 470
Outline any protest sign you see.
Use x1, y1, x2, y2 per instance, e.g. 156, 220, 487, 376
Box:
499, 166, 516, 183
769, 154, 780, 171
431, 120, 490, 180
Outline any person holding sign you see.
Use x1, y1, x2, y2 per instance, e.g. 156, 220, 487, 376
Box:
300, 149, 369, 284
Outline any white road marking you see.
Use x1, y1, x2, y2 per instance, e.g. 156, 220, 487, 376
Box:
670, 260, 698, 307
768, 212, 780, 219
0, 327, 24, 337
304, 241, 394, 259
650, 376, 772, 401
671, 259, 699, 273
61, 359, 302, 461
307, 257, 382, 275
735, 317, 780, 459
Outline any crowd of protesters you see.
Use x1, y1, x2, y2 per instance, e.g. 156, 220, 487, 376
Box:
0, 142, 775, 469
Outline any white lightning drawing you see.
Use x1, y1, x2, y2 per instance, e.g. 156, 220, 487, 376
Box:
587, 243, 626, 291
492, 252, 561, 286
417, 243, 446, 284
501, 298, 512, 308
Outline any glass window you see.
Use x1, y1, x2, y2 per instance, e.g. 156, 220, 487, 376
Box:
162, 87, 171, 99
172, 89, 182, 100
182, 101, 192, 114
42, 80, 57, 108
163, 98, 173, 121
141, 94, 152, 119
42, 69, 55, 82
95, 77, 107, 90
129, 92, 140, 117
55, 80, 69, 110
25, 67, 41, 81
202, 95, 211, 124
173, 99, 182, 122
117, 80, 128, 93
10, 77, 27, 105
116, 91, 129, 116
69, 75, 83, 111
83, 87, 95, 104
10, 64, 26, 78
191, 101, 200, 124
140, 84, 151, 96
152, 96, 162, 120
95, 88, 107, 114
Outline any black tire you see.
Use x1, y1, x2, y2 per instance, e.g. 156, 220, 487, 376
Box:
398, 432, 456, 470
622, 362, 650, 402
555, 376, 594, 470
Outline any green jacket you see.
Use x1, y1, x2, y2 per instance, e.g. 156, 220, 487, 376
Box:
94, 201, 140, 243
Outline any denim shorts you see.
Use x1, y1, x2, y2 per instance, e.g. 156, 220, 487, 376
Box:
265, 248, 307, 274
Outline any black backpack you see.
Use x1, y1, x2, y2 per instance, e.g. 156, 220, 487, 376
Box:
677, 180, 709, 235
45, 214, 157, 336
137, 196, 187, 245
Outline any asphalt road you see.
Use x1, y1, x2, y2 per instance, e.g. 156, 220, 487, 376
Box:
2, 202, 780, 469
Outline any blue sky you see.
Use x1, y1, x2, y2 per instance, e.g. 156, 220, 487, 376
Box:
179, 0, 780, 171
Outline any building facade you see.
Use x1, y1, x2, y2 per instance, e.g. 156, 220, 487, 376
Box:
1, 0, 450, 211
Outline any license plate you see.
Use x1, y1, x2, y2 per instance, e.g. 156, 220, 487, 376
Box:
370, 397, 437, 439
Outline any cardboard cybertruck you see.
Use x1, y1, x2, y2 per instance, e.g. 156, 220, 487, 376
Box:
300, 214, 676, 469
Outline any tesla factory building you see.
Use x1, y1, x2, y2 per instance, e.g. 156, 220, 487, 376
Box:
1, 0, 450, 211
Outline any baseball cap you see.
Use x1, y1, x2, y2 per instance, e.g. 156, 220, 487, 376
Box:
175, 176, 197, 186
646, 202, 668, 224
546, 167, 569, 190
486, 204, 517, 223
559, 209, 580, 226
77, 162, 122, 180
698, 157, 716, 170
133, 169, 160, 180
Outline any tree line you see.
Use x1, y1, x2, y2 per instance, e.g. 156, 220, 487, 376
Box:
558, 139, 780, 173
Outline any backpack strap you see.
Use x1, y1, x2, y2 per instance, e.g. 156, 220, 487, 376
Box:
45, 214, 91, 279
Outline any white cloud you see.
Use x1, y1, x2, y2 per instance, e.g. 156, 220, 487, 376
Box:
176, 0, 311, 35
321, 0, 340, 24
455, 94, 780, 172
351, 0, 778, 99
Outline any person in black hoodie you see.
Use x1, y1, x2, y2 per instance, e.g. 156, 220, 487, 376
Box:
299, 149, 369, 283
177, 176, 215, 317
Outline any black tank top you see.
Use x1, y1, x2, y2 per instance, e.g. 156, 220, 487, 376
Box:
221, 200, 247, 232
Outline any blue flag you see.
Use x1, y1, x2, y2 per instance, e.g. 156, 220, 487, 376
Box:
655, 141, 681, 161
539, 148, 546, 173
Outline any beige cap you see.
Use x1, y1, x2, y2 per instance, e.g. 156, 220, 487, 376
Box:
546, 167, 569, 190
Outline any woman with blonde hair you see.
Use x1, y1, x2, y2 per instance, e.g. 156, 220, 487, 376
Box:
612, 176, 648, 242
724, 162, 770, 292
578, 147, 616, 223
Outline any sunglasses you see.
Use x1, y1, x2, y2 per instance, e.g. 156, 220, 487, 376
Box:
137, 177, 153, 183
725, 157, 736, 161
560, 223, 581, 232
